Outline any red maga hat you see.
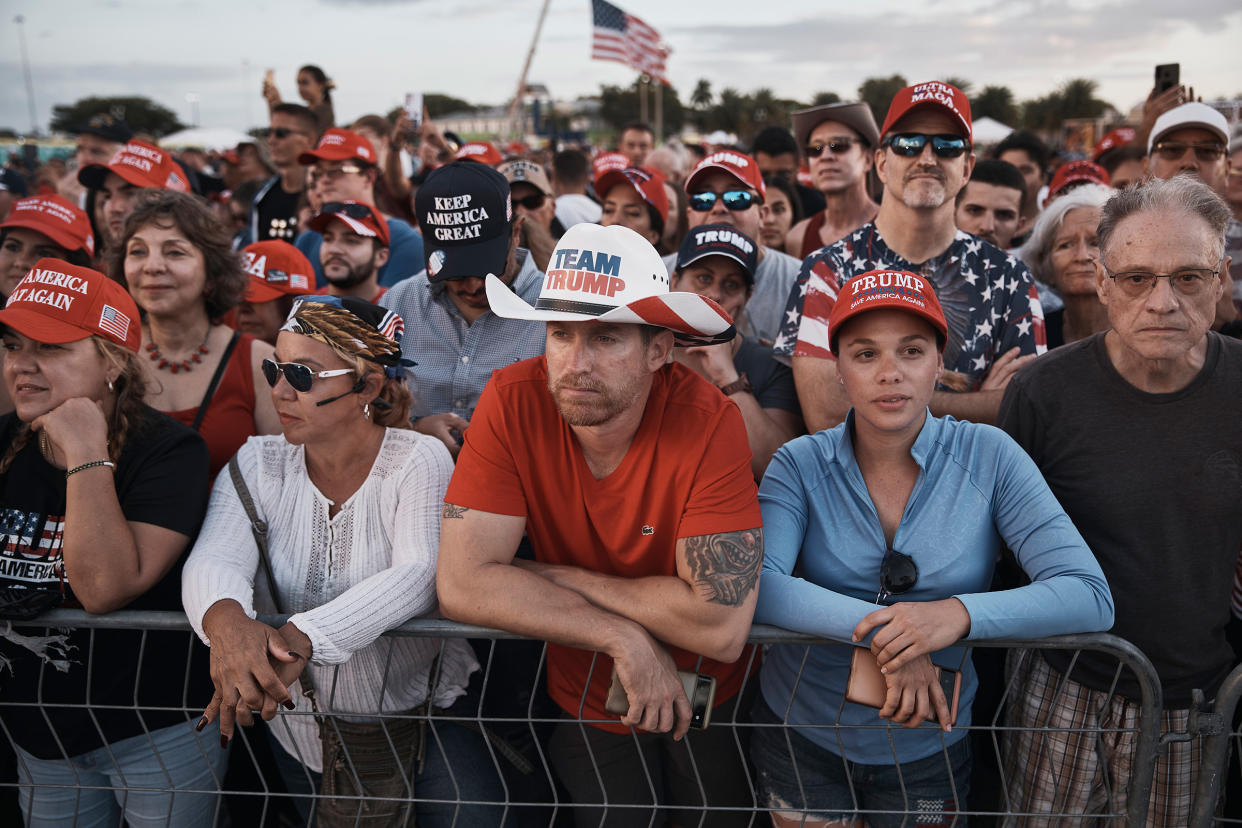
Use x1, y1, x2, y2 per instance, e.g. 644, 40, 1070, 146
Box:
828, 269, 948, 355
685, 150, 766, 200
1092, 127, 1135, 161
241, 241, 317, 303
1049, 160, 1110, 198
595, 166, 670, 225
881, 81, 972, 141
307, 200, 390, 247
298, 128, 377, 166
1, 194, 94, 257
77, 140, 190, 193
454, 142, 503, 166
0, 258, 141, 352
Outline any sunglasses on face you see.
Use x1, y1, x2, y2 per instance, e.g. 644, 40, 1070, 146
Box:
877, 548, 918, 604
513, 193, 547, 210
806, 138, 863, 158
309, 164, 364, 184
319, 201, 378, 222
265, 127, 307, 140
882, 133, 971, 159
261, 359, 355, 392
688, 190, 756, 213
1152, 141, 1226, 163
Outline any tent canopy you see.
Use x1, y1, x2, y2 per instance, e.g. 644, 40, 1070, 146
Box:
972, 117, 1014, 145
159, 127, 254, 151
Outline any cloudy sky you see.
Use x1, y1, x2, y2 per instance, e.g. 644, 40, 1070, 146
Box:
2, 0, 1239, 134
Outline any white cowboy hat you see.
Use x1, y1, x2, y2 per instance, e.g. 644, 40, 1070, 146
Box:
485, 223, 736, 346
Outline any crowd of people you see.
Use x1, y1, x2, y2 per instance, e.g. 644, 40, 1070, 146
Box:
0, 65, 1239, 828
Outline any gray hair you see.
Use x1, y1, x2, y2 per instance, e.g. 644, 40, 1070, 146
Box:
1098, 174, 1232, 263
1018, 183, 1112, 286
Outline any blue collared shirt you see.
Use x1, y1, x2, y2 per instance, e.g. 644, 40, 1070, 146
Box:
755, 410, 1113, 764
379, 249, 546, 420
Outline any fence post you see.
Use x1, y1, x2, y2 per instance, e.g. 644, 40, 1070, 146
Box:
1190, 662, 1242, 827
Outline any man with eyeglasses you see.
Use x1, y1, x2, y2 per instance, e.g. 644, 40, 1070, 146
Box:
243, 103, 318, 245
774, 81, 1045, 432
293, 128, 425, 289
664, 151, 801, 345
785, 102, 880, 260
998, 175, 1242, 827
380, 161, 545, 458
307, 200, 391, 305
498, 158, 557, 271
1145, 102, 1241, 323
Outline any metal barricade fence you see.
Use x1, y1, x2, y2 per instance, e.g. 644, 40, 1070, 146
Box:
1194, 661, 1242, 827
0, 610, 1188, 826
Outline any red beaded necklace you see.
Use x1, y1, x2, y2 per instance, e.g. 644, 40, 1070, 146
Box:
146, 331, 210, 374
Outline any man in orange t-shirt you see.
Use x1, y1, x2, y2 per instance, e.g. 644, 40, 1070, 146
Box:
438, 223, 763, 826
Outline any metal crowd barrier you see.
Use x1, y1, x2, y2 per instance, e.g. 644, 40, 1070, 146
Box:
0, 610, 1207, 827
1194, 661, 1242, 827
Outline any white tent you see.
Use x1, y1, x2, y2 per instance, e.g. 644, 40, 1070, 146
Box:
159, 127, 254, 151
972, 117, 1013, 145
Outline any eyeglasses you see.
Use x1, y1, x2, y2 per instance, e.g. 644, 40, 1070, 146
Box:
309, 164, 364, 184
261, 359, 355, 392
806, 138, 863, 158
882, 133, 971, 159
1152, 141, 1226, 163
1099, 260, 1221, 298
513, 193, 547, 210
319, 201, 378, 222
878, 549, 918, 604
264, 127, 308, 140
688, 190, 756, 213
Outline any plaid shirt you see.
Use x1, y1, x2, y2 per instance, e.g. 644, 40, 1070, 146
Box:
773, 224, 1047, 387
379, 249, 546, 420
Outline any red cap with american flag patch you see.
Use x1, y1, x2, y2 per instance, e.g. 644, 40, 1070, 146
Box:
0, 258, 141, 352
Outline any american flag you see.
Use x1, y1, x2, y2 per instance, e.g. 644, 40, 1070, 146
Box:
98, 304, 131, 341
591, 0, 669, 84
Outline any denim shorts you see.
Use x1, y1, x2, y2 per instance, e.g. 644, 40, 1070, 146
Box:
749, 696, 971, 827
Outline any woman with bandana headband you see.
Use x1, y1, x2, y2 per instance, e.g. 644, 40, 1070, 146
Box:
183, 296, 507, 825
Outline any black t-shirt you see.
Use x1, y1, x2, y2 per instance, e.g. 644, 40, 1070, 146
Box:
734, 337, 800, 414
0, 406, 213, 759
999, 332, 1242, 705
255, 180, 303, 242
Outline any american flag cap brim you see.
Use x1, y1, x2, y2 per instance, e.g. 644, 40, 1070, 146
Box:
485, 274, 735, 348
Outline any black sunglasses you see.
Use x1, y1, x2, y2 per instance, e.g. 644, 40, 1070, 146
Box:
513, 193, 547, 210
806, 138, 863, 158
883, 133, 971, 159
261, 359, 355, 392
265, 127, 307, 140
877, 549, 918, 603
319, 201, 378, 221
688, 190, 756, 212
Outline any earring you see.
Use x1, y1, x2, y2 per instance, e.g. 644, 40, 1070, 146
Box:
363, 402, 371, 420
107, 379, 115, 392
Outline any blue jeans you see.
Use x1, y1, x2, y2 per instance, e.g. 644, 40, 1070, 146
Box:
15, 719, 228, 828
750, 696, 970, 827
271, 699, 514, 827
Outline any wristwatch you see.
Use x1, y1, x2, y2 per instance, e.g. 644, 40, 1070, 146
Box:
717, 373, 753, 396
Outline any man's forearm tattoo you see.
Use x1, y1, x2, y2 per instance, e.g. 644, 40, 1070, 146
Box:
442, 503, 470, 520
684, 528, 763, 606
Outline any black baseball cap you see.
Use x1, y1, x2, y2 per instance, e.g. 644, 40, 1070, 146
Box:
415, 161, 513, 283
76, 113, 133, 144
675, 224, 759, 285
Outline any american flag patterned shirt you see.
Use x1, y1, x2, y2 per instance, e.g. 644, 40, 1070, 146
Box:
773, 224, 1047, 388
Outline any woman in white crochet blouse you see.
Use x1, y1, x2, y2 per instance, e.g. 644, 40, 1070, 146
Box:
182, 295, 506, 826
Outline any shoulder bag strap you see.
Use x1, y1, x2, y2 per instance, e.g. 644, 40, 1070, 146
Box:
191, 330, 242, 433
227, 455, 320, 706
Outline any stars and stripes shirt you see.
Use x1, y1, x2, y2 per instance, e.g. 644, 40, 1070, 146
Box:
772, 224, 1047, 388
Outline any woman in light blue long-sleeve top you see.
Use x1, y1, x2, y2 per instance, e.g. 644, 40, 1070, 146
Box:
750, 269, 1113, 828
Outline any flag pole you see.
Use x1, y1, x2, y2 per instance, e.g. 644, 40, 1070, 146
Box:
654, 79, 663, 144
639, 74, 648, 124
506, 0, 552, 140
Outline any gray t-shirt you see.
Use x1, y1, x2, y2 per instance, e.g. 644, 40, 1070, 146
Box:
999, 332, 1242, 705
734, 338, 799, 414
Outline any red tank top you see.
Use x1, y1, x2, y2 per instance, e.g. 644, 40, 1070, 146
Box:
165, 334, 258, 479
799, 209, 828, 260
